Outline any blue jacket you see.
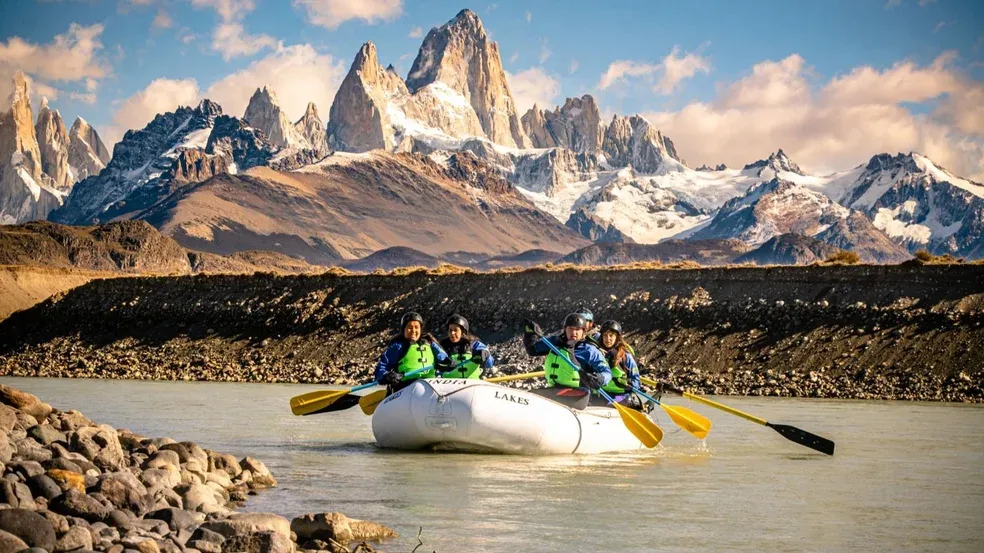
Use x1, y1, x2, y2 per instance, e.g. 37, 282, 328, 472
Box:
523, 333, 612, 386
606, 348, 641, 390
439, 337, 494, 369
374, 338, 450, 383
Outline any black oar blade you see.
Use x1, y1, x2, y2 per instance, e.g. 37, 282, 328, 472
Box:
767, 423, 835, 456
306, 393, 362, 415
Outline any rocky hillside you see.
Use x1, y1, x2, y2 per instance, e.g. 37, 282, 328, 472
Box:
0, 220, 318, 275
1, 265, 981, 402
136, 151, 588, 263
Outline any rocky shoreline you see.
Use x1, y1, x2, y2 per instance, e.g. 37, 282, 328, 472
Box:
0, 384, 395, 553
1, 266, 982, 402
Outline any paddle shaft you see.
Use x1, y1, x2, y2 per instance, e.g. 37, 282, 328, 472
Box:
641, 377, 767, 426
536, 335, 612, 400
642, 377, 834, 455
484, 371, 545, 383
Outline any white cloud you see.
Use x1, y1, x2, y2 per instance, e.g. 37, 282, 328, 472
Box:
885, 0, 901, 8
292, 0, 402, 30
538, 38, 551, 64
190, 0, 276, 60
655, 46, 710, 94
569, 59, 580, 75
509, 52, 519, 64
204, 44, 346, 120
644, 52, 984, 181
152, 9, 174, 30
69, 91, 96, 104
526, 11, 532, 23
507, 67, 560, 113
212, 23, 278, 61
0, 23, 110, 107
597, 60, 660, 90
408, 26, 423, 39
919, 0, 938, 6
105, 77, 201, 146
0, 23, 109, 82
189, 0, 255, 21
598, 46, 709, 94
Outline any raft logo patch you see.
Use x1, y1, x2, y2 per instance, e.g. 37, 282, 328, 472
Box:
494, 390, 530, 405
382, 391, 402, 404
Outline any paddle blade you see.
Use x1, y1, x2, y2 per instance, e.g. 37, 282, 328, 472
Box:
767, 423, 835, 456
359, 389, 389, 416
661, 404, 712, 440
614, 403, 663, 448
290, 389, 351, 416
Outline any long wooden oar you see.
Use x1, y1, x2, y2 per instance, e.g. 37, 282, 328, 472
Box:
641, 377, 835, 455
290, 367, 430, 416
631, 386, 712, 440
537, 337, 662, 448
359, 370, 548, 416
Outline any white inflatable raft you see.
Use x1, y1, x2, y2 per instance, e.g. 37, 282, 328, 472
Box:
371, 378, 648, 455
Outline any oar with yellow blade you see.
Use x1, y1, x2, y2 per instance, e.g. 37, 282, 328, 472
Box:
537, 336, 662, 448
290, 367, 430, 416
641, 377, 834, 455
631, 386, 712, 440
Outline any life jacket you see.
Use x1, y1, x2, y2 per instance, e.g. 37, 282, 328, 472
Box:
439, 338, 482, 379
396, 339, 436, 380
543, 341, 581, 388
602, 348, 634, 394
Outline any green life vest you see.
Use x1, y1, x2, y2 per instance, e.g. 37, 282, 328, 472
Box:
543, 346, 580, 388
443, 352, 482, 379
396, 341, 436, 380
602, 350, 638, 394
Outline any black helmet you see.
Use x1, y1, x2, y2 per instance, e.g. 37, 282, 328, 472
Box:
578, 307, 594, 322
401, 312, 424, 329
446, 314, 469, 334
600, 320, 622, 336
563, 313, 587, 329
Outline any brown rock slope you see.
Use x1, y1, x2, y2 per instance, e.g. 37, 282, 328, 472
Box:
1, 265, 982, 401
137, 151, 589, 263
0, 220, 320, 319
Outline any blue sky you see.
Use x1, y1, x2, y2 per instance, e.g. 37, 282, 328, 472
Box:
2, 0, 982, 176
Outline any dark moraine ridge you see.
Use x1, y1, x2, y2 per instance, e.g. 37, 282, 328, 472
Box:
1, 265, 982, 401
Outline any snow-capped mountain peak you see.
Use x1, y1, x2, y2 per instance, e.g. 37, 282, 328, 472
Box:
743, 149, 804, 178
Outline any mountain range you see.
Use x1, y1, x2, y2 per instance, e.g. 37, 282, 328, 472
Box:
2, 8, 983, 265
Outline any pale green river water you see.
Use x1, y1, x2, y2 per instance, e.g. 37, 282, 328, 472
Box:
1, 377, 981, 553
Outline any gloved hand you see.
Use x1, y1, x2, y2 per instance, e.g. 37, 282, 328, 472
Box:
435, 357, 454, 373
471, 351, 486, 365
523, 319, 543, 336
578, 371, 605, 390
381, 370, 404, 386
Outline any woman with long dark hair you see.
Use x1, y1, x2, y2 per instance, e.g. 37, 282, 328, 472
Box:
595, 320, 644, 409
439, 314, 494, 378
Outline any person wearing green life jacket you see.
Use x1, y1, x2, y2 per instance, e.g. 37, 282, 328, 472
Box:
592, 319, 646, 410
577, 306, 635, 356
438, 314, 493, 379
375, 312, 452, 393
523, 313, 612, 410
